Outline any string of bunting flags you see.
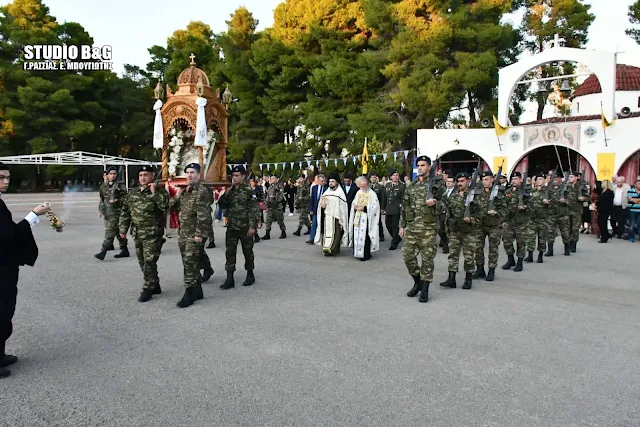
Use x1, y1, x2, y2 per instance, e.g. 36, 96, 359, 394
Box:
250, 149, 414, 172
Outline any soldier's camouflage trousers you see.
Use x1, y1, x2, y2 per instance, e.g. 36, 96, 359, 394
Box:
265, 207, 286, 232
102, 215, 127, 251
503, 221, 528, 258
527, 218, 550, 252
298, 209, 311, 229
133, 233, 162, 290
225, 229, 255, 272
448, 231, 476, 273
548, 215, 570, 244
475, 225, 501, 269
402, 224, 437, 282
569, 212, 581, 242
178, 235, 206, 288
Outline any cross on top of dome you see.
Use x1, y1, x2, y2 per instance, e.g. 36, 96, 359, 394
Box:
189, 53, 196, 66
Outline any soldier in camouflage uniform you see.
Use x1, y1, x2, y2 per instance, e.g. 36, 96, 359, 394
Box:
525, 173, 553, 264
218, 165, 259, 289
565, 171, 588, 252
95, 167, 129, 260
118, 166, 169, 302
169, 163, 213, 308
501, 171, 530, 272
473, 171, 507, 282
263, 174, 286, 239
440, 172, 480, 290
370, 173, 387, 242
293, 175, 311, 237
401, 156, 445, 303
547, 174, 571, 256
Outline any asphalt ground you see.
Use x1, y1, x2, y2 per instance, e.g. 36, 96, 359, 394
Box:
0, 191, 638, 427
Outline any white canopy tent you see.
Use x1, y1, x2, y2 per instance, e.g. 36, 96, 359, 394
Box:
0, 151, 161, 189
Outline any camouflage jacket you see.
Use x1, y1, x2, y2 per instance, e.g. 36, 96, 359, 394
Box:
294, 181, 310, 210
444, 188, 481, 233
100, 181, 125, 218
400, 177, 445, 230
564, 182, 588, 214
549, 184, 569, 217
119, 186, 169, 237
266, 183, 285, 207
529, 187, 552, 219
169, 183, 213, 239
218, 183, 258, 231
475, 187, 507, 227
385, 181, 405, 215
504, 184, 531, 225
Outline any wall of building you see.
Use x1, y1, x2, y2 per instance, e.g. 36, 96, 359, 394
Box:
417, 116, 640, 181
570, 91, 640, 116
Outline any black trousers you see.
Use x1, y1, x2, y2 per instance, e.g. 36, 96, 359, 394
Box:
610, 206, 626, 237
385, 214, 401, 241
378, 217, 384, 238
598, 211, 611, 242
0, 266, 19, 358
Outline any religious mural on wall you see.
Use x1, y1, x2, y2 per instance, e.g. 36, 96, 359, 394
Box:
523, 123, 581, 152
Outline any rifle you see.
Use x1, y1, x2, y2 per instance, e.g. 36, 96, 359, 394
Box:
425, 155, 439, 200
464, 161, 481, 218
488, 161, 504, 212
558, 171, 569, 201
576, 167, 587, 196
543, 168, 557, 201
517, 171, 528, 208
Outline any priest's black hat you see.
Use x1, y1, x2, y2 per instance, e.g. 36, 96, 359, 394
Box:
328, 171, 340, 182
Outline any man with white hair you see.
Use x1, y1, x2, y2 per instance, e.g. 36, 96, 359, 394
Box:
314, 172, 349, 255
348, 176, 381, 261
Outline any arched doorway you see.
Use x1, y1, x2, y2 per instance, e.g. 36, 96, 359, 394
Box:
437, 150, 490, 176
512, 145, 596, 184
617, 150, 640, 184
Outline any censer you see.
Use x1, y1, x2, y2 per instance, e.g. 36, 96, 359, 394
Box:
44, 202, 65, 232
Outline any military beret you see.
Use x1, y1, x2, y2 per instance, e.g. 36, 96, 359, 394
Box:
512, 171, 522, 178
442, 170, 451, 176
415, 155, 431, 165
456, 172, 470, 180
535, 172, 545, 179
569, 170, 579, 177
139, 165, 155, 173
388, 168, 399, 176
184, 163, 201, 173
232, 165, 246, 174
480, 170, 493, 178
106, 166, 118, 174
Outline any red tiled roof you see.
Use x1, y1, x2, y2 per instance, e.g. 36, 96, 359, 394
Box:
521, 111, 640, 126
571, 64, 640, 99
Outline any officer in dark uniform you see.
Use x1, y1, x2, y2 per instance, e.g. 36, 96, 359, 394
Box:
385, 168, 405, 250
369, 172, 387, 242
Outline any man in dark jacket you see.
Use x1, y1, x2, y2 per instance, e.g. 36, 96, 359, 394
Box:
0, 163, 48, 378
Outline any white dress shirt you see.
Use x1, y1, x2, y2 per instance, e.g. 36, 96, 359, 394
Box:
614, 187, 624, 206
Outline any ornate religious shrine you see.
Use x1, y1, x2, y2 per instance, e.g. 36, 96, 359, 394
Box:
152, 54, 231, 186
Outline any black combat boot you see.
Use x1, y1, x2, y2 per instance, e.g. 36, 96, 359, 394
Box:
94, 250, 107, 261
242, 270, 255, 287
570, 241, 577, 253
440, 272, 456, 288
202, 267, 214, 283
513, 257, 524, 272
106, 243, 115, 251
114, 248, 130, 258
537, 251, 544, 263
564, 243, 571, 256
472, 265, 486, 279
419, 282, 430, 303
254, 234, 260, 243
293, 226, 302, 236
524, 251, 534, 262
407, 275, 422, 297
194, 283, 204, 300
207, 241, 216, 249
485, 268, 495, 282
152, 283, 162, 295
545, 242, 554, 256
176, 287, 195, 308
501, 254, 515, 270
262, 231, 271, 240
462, 272, 472, 289
442, 241, 449, 254
138, 289, 153, 302
304, 228, 311, 235
389, 236, 401, 250
220, 271, 235, 289
279, 231, 287, 239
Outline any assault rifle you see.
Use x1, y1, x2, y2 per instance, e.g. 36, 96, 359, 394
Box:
425, 155, 439, 200
517, 171, 528, 208
543, 168, 557, 201
558, 171, 569, 201
464, 161, 482, 218
488, 161, 504, 212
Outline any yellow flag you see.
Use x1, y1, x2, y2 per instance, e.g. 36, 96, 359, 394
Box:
493, 115, 509, 136
362, 138, 369, 175
601, 107, 615, 129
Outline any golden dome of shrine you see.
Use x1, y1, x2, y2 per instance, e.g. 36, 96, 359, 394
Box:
177, 54, 210, 87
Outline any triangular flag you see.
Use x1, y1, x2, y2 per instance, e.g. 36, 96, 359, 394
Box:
259, 164, 263, 170
306, 160, 311, 168
290, 162, 294, 169
343, 158, 347, 166
352, 157, 357, 165
315, 160, 319, 167
298, 162, 302, 169
244, 163, 247, 170
274, 163, 278, 170
403, 150, 409, 159
383, 153, 388, 161
267, 164, 271, 170
282, 162, 286, 169
493, 115, 509, 136
324, 159, 329, 167
334, 159, 338, 166
393, 152, 398, 160
372, 154, 377, 162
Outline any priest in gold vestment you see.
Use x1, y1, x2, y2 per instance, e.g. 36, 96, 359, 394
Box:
348, 176, 380, 261
314, 172, 349, 255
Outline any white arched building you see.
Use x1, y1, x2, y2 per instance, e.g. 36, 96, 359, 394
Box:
417, 44, 640, 183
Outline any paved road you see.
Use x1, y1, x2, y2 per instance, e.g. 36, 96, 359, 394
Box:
1, 192, 639, 427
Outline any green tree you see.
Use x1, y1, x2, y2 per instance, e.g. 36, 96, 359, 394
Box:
627, 0, 640, 44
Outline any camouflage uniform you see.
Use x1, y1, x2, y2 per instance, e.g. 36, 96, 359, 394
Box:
119, 186, 169, 291
444, 188, 480, 273
527, 187, 552, 253
218, 182, 259, 272
502, 184, 530, 263
548, 184, 571, 246
100, 181, 128, 251
565, 182, 588, 247
265, 183, 286, 233
295, 180, 311, 230
170, 183, 213, 289
401, 177, 444, 282
475, 188, 507, 270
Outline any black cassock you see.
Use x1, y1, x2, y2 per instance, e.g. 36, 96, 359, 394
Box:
0, 198, 39, 358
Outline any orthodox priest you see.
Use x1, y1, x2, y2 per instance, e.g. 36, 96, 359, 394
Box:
348, 176, 381, 261
314, 172, 349, 255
